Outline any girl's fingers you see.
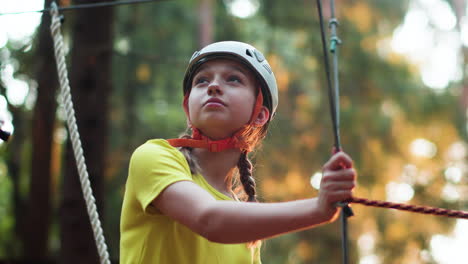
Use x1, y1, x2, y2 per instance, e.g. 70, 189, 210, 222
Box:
321, 168, 356, 182
322, 190, 354, 205
323, 152, 354, 171
320, 181, 356, 192
319, 152, 358, 210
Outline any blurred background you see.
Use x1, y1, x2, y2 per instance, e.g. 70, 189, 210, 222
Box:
0, 0, 467, 263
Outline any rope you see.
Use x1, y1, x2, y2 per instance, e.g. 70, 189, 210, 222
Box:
49, 3, 111, 264
348, 197, 468, 219
0, 0, 169, 16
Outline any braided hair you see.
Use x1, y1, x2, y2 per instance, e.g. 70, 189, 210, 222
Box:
177, 122, 268, 202
237, 151, 257, 202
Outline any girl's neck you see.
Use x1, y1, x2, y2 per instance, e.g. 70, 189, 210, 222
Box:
193, 148, 241, 197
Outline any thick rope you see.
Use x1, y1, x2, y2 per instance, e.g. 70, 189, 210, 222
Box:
347, 197, 468, 219
49, 3, 111, 264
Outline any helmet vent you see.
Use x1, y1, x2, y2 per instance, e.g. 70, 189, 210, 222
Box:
245, 49, 253, 57
262, 64, 273, 74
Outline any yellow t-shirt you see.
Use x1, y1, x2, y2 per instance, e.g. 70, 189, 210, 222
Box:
120, 139, 261, 264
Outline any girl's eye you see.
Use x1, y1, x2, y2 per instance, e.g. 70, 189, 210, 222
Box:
194, 77, 208, 85
227, 75, 242, 83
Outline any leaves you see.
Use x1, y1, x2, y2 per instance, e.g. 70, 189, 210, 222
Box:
0, 0, 467, 262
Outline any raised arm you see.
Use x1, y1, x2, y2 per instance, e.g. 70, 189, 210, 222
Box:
152, 151, 356, 244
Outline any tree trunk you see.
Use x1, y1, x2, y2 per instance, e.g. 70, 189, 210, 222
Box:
23, 0, 59, 260
198, 0, 214, 47
59, 1, 114, 263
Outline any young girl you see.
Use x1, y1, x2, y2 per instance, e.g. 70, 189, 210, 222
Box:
120, 41, 357, 263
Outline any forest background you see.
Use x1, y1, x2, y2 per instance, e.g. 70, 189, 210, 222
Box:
0, 0, 467, 263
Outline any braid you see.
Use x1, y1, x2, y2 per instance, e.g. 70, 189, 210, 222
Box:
237, 151, 258, 202
237, 151, 262, 248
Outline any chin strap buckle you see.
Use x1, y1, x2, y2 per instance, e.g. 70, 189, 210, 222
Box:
167, 136, 240, 152
207, 137, 236, 152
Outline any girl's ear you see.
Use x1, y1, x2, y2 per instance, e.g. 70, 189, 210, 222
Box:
253, 106, 270, 127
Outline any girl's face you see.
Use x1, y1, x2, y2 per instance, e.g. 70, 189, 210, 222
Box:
188, 59, 259, 140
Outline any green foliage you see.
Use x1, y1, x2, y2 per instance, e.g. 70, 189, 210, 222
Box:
0, 159, 14, 257
1, 0, 467, 263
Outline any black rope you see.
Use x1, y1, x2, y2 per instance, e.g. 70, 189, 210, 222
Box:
315, 1, 353, 264
0, 0, 169, 16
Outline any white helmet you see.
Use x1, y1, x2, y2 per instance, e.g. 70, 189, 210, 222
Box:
183, 41, 279, 119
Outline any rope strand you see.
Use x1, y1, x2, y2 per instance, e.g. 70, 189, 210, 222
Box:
348, 197, 468, 219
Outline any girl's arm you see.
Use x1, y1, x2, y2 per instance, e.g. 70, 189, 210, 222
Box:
152, 152, 356, 244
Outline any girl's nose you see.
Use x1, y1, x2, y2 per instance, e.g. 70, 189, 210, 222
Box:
207, 79, 222, 95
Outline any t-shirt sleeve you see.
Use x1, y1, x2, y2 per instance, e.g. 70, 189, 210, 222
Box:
128, 140, 193, 215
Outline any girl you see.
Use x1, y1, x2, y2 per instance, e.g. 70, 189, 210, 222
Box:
120, 41, 357, 263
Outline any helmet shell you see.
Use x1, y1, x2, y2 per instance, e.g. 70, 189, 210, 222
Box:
183, 41, 278, 118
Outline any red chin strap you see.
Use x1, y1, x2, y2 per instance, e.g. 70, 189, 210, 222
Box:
167, 91, 264, 152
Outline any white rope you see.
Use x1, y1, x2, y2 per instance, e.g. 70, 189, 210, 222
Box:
49, 2, 111, 264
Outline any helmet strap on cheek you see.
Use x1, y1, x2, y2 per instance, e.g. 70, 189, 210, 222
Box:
248, 91, 264, 126
167, 90, 264, 152
182, 94, 202, 139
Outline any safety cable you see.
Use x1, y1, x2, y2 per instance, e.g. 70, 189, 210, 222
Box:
316, 0, 340, 150
315, 1, 353, 264
0, 0, 168, 16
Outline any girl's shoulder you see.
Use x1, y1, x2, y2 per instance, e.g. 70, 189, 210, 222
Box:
131, 139, 186, 164
129, 139, 192, 180
135, 138, 178, 154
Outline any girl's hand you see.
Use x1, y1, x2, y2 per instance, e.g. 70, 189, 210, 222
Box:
318, 151, 357, 222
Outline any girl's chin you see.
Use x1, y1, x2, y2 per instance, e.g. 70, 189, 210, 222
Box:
197, 126, 243, 140
193, 117, 249, 135
196, 119, 246, 130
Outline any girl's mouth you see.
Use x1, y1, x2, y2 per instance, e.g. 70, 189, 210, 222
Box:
204, 98, 226, 107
